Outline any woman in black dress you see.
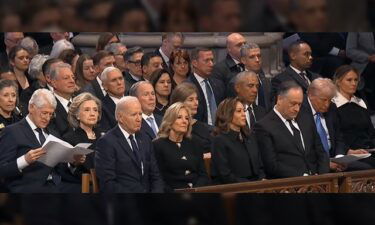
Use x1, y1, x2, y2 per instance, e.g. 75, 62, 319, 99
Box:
170, 82, 213, 156
149, 68, 172, 117
211, 97, 265, 184
62, 92, 104, 191
8, 45, 31, 97
0, 79, 22, 132
169, 49, 191, 87
153, 102, 210, 192
332, 65, 375, 154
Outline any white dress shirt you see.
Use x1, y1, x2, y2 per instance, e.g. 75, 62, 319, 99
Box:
118, 125, 137, 151
332, 92, 367, 109
54, 93, 72, 112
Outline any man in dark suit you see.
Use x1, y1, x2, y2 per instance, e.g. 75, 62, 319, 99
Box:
187, 47, 225, 126
95, 96, 164, 193
302, 78, 374, 171
81, 51, 115, 100
237, 43, 272, 110
254, 81, 329, 178
129, 81, 162, 142
123, 46, 144, 93
49, 63, 76, 137
233, 71, 267, 131
100, 67, 126, 131
212, 33, 247, 89
141, 52, 163, 81
154, 32, 184, 71
271, 40, 319, 103
0, 89, 82, 193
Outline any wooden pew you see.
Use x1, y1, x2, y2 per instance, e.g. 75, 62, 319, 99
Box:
339, 169, 375, 193
175, 173, 341, 193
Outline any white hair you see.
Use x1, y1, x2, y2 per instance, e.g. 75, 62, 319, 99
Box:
49, 62, 72, 80
104, 43, 126, 55
100, 66, 121, 83
20, 37, 39, 57
28, 54, 49, 79
115, 96, 139, 120
29, 89, 57, 109
49, 39, 74, 59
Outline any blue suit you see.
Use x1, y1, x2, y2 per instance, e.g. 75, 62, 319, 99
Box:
95, 125, 164, 193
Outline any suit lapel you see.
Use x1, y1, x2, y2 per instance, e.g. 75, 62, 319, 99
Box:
296, 116, 309, 154
270, 111, 305, 155
142, 119, 156, 139
287, 66, 308, 90
92, 79, 105, 99
113, 126, 141, 169
20, 118, 42, 147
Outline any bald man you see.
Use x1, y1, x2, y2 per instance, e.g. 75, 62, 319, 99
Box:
212, 33, 247, 90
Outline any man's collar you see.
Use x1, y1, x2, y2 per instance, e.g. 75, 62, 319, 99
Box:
290, 65, 303, 74
26, 115, 38, 130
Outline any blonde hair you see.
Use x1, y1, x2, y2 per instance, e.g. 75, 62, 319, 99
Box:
158, 102, 192, 139
68, 92, 102, 128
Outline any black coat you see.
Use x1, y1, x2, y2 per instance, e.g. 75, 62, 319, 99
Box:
254, 110, 329, 178
211, 130, 265, 184
152, 137, 210, 191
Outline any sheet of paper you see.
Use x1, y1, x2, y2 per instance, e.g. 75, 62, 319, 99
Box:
331, 153, 371, 164
37, 136, 94, 167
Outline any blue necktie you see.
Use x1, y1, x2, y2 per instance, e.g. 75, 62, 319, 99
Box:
147, 117, 158, 136
315, 113, 330, 154
204, 79, 217, 124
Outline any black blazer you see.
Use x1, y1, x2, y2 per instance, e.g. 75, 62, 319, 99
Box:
186, 74, 225, 124
300, 102, 348, 157
212, 54, 243, 88
95, 125, 164, 193
154, 48, 170, 72
254, 110, 329, 178
271, 66, 320, 102
100, 95, 117, 131
211, 130, 265, 184
152, 137, 210, 191
191, 121, 214, 153
140, 114, 162, 142
81, 79, 105, 100
123, 71, 144, 95
49, 97, 73, 137
0, 118, 65, 192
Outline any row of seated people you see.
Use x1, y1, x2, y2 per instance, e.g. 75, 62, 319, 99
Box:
0, 64, 374, 193
0, 32, 374, 192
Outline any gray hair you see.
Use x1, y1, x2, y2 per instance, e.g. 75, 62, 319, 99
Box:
29, 89, 57, 109
49, 39, 75, 59
104, 43, 126, 55
68, 92, 102, 129
308, 78, 336, 98
115, 96, 139, 120
124, 46, 143, 61
100, 66, 122, 83
20, 37, 39, 57
240, 43, 260, 58
28, 54, 49, 80
128, 80, 151, 97
49, 62, 72, 80
234, 71, 258, 86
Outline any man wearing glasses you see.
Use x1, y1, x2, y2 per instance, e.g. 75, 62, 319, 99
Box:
124, 46, 144, 94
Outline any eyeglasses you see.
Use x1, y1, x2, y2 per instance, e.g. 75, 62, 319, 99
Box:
128, 60, 141, 66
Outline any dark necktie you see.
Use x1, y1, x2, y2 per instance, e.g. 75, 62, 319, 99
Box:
129, 135, 141, 166
237, 63, 245, 72
247, 105, 256, 130
257, 76, 266, 108
35, 128, 46, 145
67, 101, 72, 108
204, 79, 217, 124
299, 72, 309, 87
315, 113, 330, 154
287, 120, 304, 151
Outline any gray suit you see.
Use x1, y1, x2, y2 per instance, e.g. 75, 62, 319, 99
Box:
346, 32, 375, 74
